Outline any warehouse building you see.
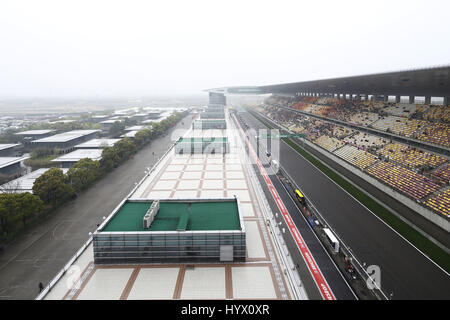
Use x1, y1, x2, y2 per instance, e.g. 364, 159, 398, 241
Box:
75, 139, 120, 149
31, 130, 100, 152
0, 156, 29, 179
0, 168, 69, 194
93, 198, 246, 264
15, 130, 56, 143
51, 148, 102, 168
0, 144, 21, 157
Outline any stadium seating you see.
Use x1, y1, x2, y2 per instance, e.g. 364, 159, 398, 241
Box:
424, 189, 450, 218
417, 123, 450, 147
430, 164, 450, 185
366, 162, 441, 200
333, 145, 379, 169
344, 132, 387, 149
377, 143, 447, 169
314, 135, 344, 152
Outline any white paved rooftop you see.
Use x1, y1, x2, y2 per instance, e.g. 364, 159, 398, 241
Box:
52, 149, 102, 162
32, 130, 100, 143
75, 139, 120, 149
0, 168, 69, 193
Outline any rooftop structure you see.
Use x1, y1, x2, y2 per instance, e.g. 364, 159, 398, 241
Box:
121, 130, 138, 138
32, 130, 100, 143
51, 149, 102, 168
94, 198, 245, 264
0, 168, 68, 193
31, 130, 100, 152
75, 139, 121, 149
0, 144, 21, 157
15, 130, 56, 136
125, 125, 147, 131
0, 156, 29, 176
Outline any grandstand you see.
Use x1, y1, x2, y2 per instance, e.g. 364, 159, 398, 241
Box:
334, 145, 379, 170
256, 102, 450, 219
377, 143, 447, 170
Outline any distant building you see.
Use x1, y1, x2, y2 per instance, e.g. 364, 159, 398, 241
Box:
31, 130, 100, 152
90, 115, 110, 123
0, 168, 68, 194
15, 130, 56, 143
0, 144, 21, 157
51, 149, 102, 168
0, 156, 30, 180
75, 139, 120, 149
120, 131, 138, 138
100, 119, 121, 130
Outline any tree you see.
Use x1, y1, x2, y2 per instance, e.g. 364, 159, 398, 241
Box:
134, 129, 152, 147
114, 138, 137, 161
109, 121, 125, 137
0, 193, 20, 235
100, 146, 120, 171
67, 158, 100, 192
17, 192, 44, 226
32, 168, 74, 205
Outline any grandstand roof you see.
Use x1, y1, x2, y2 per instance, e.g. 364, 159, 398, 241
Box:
206, 66, 450, 97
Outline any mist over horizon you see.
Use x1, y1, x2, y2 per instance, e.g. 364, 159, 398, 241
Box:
1, 0, 449, 100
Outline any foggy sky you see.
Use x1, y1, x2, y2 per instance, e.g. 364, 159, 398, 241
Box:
0, 0, 449, 98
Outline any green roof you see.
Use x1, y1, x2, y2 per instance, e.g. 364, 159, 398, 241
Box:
102, 200, 240, 232
177, 137, 228, 143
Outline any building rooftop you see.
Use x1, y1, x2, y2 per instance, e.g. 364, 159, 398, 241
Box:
32, 130, 100, 143
0, 143, 20, 151
51, 149, 102, 163
15, 130, 55, 136
75, 139, 120, 149
0, 156, 29, 169
100, 119, 121, 124
0, 168, 69, 193
121, 131, 138, 138
101, 200, 241, 232
125, 126, 147, 131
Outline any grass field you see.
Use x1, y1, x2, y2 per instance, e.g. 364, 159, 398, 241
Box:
248, 108, 450, 273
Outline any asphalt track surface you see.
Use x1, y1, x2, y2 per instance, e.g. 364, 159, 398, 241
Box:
240, 110, 450, 300
235, 115, 356, 300
0, 116, 193, 300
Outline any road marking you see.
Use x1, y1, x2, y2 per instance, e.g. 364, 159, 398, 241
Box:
233, 113, 335, 300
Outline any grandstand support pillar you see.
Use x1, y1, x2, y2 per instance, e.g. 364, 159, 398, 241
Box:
364, 94, 369, 101
384, 95, 389, 102
409, 96, 415, 104
424, 96, 431, 105
395, 95, 401, 103
444, 97, 450, 106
